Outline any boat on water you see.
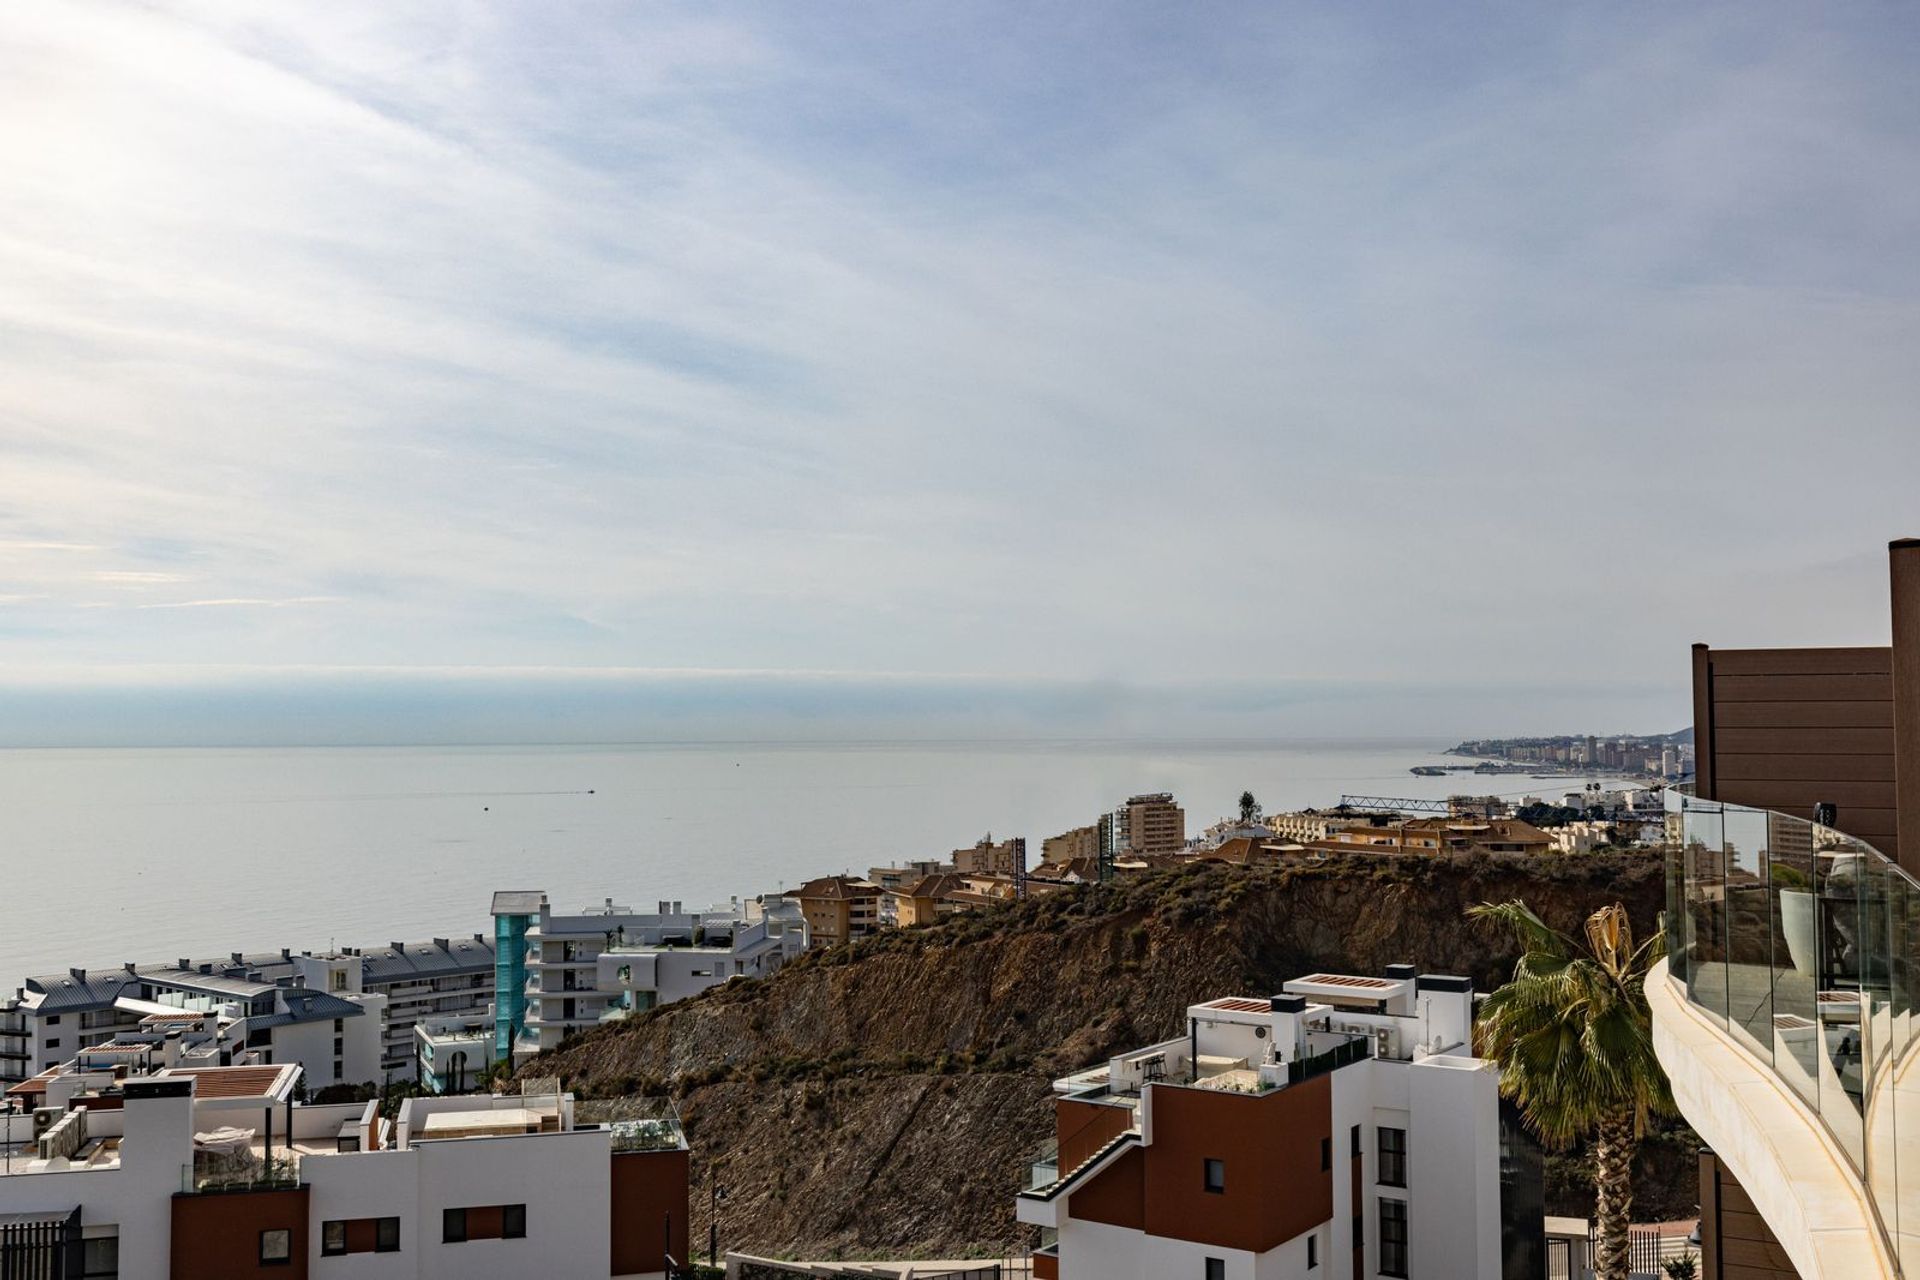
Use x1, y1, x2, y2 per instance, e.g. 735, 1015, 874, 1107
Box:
1410, 765, 1448, 776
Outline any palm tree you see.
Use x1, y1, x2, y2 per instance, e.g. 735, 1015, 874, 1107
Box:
1468, 900, 1672, 1280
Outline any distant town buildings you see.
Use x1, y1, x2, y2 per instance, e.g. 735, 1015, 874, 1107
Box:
1017, 966, 1533, 1280
782, 876, 882, 949
1101, 793, 1186, 859
952, 835, 1026, 879
1450, 732, 1693, 780
1042, 825, 1100, 865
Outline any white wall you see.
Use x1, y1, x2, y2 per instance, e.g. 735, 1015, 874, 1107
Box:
1059, 1217, 1256, 1280
1406, 1054, 1500, 1280
0, 1091, 193, 1280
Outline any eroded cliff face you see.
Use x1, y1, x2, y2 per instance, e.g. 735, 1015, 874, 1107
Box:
527, 854, 1665, 1259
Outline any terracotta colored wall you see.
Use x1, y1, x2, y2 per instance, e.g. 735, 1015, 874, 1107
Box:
612, 1147, 690, 1275
1068, 1146, 1144, 1230
1054, 1099, 1135, 1172
1062, 1076, 1333, 1254
170, 1187, 309, 1280
1142, 1074, 1331, 1254
1032, 1253, 1059, 1280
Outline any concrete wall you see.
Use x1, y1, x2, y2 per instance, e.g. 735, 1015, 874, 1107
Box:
1407, 1054, 1501, 1280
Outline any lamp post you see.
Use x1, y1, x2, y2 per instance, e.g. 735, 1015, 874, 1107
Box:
709, 1177, 727, 1267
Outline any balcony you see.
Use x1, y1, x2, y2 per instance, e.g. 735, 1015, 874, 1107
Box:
1659, 792, 1912, 1278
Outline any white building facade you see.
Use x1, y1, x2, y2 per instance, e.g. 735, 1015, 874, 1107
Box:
1018, 968, 1539, 1280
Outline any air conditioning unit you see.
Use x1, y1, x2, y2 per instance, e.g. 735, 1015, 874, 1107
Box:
1374, 1028, 1392, 1058
32, 1106, 62, 1138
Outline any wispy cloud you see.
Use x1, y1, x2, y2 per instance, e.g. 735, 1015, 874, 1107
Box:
0, 2, 1915, 740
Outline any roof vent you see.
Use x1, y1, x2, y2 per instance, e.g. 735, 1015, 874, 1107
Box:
1383, 963, 1417, 980
69, 968, 86, 983
1270, 994, 1307, 1013
391, 943, 404, 954
433, 938, 450, 951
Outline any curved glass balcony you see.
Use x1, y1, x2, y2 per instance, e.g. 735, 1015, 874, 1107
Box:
1664, 791, 1919, 1273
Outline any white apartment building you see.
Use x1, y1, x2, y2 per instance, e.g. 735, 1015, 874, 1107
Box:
1018, 967, 1539, 1280
289, 936, 496, 1082
415, 1009, 498, 1094
0, 1060, 690, 1279
493, 894, 807, 1064
4, 961, 386, 1092
5, 938, 497, 1091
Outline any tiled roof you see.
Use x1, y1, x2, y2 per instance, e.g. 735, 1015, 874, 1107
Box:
22, 970, 139, 1013
359, 937, 495, 982
162, 1064, 291, 1100
785, 876, 879, 901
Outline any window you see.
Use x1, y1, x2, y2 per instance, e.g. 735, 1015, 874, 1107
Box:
443, 1208, 468, 1243
1204, 1260, 1225, 1280
1202, 1158, 1225, 1194
46, 1038, 60, 1050
1378, 1198, 1408, 1278
259, 1229, 292, 1266
501, 1204, 526, 1239
1350, 1124, 1362, 1157
80, 1235, 119, 1279
1307, 1234, 1318, 1269
322, 1222, 348, 1256
1319, 1136, 1330, 1171
1378, 1126, 1407, 1188
332, 1037, 343, 1054
44, 1015, 60, 1025
376, 1217, 401, 1252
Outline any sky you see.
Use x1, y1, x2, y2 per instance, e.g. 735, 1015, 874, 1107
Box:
0, 2, 1917, 745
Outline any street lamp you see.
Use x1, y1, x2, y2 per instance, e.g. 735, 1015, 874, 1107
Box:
709, 1178, 728, 1267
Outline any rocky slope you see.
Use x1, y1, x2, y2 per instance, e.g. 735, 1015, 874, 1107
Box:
524, 854, 1668, 1259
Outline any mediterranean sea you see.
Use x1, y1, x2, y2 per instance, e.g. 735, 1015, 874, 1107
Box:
0, 739, 1637, 988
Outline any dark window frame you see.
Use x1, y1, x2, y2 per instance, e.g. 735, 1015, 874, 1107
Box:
1307, 1233, 1318, 1269
1378, 1126, 1407, 1188
375, 1216, 401, 1253
1202, 1157, 1226, 1194
1319, 1136, 1330, 1171
443, 1207, 468, 1243
1379, 1197, 1409, 1278
321, 1220, 348, 1257
259, 1228, 292, 1267
501, 1204, 526, 1239
1204, 1259, 1226, 1280
1350, 1123, 1362, 1157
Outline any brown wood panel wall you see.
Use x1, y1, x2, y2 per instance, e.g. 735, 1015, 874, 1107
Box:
1693, 643, 1902, 864
1698, 1149, 1799, 1280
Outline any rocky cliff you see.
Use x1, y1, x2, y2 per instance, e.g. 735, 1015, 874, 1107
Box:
524, 853, 1667, 1259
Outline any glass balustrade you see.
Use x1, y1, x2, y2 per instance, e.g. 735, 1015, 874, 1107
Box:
1664, 791, 1920, 1274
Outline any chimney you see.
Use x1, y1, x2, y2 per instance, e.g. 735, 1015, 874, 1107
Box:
1269, 994, 1307, 1063
162, 1030, 182, 1069
231, 953, 243, 965
178, 959, 191, 970
432, 938, 450, 951
281, 948, 291, 961
69, 967, 86, 983
124, 963, 137, 975
391, 943, 404, 954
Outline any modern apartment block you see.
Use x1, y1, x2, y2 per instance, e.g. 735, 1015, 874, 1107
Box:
415, 1009, 497, 1094
1302, 816, 1555, 859
1100, 793, 1187, 859
0, 1059, 689, 1279
1017, 968, 1539, 1280
489, 893, 803, 1064
1652, 540, 1920, 1280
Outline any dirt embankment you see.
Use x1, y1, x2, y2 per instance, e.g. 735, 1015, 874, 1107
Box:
525, 854, 1668, 1259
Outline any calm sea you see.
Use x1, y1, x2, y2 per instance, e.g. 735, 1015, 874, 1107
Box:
0, 739, 1627, 989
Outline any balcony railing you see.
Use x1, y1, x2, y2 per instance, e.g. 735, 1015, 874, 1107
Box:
1664, 791, 1920, 1276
